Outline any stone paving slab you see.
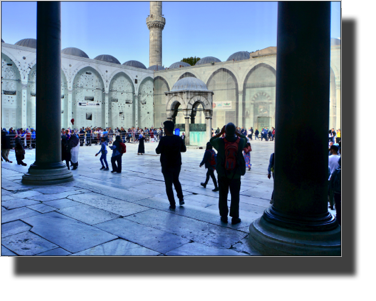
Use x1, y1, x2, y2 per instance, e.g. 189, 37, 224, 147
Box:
44, 199, 82, 209
67, 193, 150, 216
37, 248, 72, 256
2, 245, 17, 256
2, 198, 41, 210
22, 211, 118, 253
125, 209, 247, 249
232, 236, 263, 255
2, 189, 12, 196
2, 231, 59, 256
165, 242, 245, 256
71, 239, 160, 256
32, 186, 81, 194
2, 220, 32, 238
26, 190, 83, 202
96, 218, 191, 254
2, 207, 41, 223
58, 203, 120, 225
11, 190, 44, 199
26, 203, 57, 213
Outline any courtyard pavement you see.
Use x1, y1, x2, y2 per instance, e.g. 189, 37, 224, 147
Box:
1, 138, 334, 256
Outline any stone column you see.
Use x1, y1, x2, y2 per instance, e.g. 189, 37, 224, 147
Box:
206, 117, 212, 143
67, 90, 73, 128
248, 2, 340, 255
23, 2, 73, 185
134, 95, 139, 128
237, 90, 243, 127
336, 84, 341, 130
21, 84, 28, 128
184, 117, 190, 146
104, 93, 109, 128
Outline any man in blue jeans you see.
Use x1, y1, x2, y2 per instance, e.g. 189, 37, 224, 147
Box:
156, 120, 186, 209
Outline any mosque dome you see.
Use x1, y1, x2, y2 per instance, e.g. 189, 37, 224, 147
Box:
195, 56, 221, 65
123, 60, 147, 69
15, 38, 37, 48
148, 65, 165, 71
169, 61, 191, 69
94, 54, 120, 64
62, 47, 89, 58
227, 51, 250, 61
171, 77, 208, 92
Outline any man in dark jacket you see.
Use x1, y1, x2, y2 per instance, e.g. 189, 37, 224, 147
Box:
199, 142, 219, 192
156, 120, 187, 209
1, 130, 13, 163
210, 123, 246, 224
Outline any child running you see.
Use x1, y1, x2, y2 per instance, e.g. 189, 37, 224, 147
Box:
199, 142, 219, 192
95, 137, 109, 170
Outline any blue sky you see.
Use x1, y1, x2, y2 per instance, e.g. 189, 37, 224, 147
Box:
1, 1, 341, 68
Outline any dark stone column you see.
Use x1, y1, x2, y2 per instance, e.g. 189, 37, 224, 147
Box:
22, 2, 73, 185
248, 2, 341, 255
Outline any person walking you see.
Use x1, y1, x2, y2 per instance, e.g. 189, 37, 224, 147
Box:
255, 128, 259, 140
109, 135, 122, 173
138, 134, 145, 155
329, 157, 341, 225
68, 132, 80, 170
248, 127, 253, 140
61, 135, 71, 170
268, 152, 275, 204
156, 120, 187, 209
15, 136, 27, 166
199, 142, 219, 192
243, 142, 252, 171
1, 130, 13, 163
95, 137, 109, 170
210, 123, 246, 224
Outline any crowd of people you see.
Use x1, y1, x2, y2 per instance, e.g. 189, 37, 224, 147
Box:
1, 123, 341, 226
213, 126, 275, 141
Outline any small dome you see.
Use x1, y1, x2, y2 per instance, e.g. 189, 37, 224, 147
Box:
169, 61, 191, 69
94, 54, 120, 64
195, 56, 221, 65
227, 51, 250, 61
331, 38, 341, 46
62, 47, 89, 58
15, 38, 37, 48
148, 65, 165, 71
1, 39, 4, 43
171, 77, 208, 92
123, 60, 147, 69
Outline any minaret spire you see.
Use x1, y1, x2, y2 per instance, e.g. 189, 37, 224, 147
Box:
146, 2, 165, 67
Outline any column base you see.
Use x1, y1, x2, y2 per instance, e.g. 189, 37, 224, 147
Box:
22, 162, 74, 185
248, 216, 341, 256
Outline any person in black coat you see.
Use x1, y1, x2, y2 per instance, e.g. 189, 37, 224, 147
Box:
15, 137, 27, 166
1, 130, 12, 163
138, 134, 145, 155
61, 135, 71, 170
199, 142, 219, 191
156, 121, 187, 209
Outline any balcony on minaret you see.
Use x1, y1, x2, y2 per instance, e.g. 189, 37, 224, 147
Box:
146, 15, 166, 30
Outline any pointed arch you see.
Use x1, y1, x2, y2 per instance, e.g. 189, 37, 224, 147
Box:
206, 68, 239, 127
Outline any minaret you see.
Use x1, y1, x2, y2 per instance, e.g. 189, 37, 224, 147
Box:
146, 2, 165, 67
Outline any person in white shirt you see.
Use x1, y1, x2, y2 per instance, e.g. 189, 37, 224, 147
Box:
328, 144, 340, 179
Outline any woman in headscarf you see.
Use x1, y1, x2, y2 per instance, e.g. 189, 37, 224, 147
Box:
68, 131, 80, 170
61, 135, 71, 170
138, 133, 145, 155
109, 135, 122, 173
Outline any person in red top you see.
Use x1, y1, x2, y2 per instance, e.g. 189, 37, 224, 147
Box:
26, 129, 32, 149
